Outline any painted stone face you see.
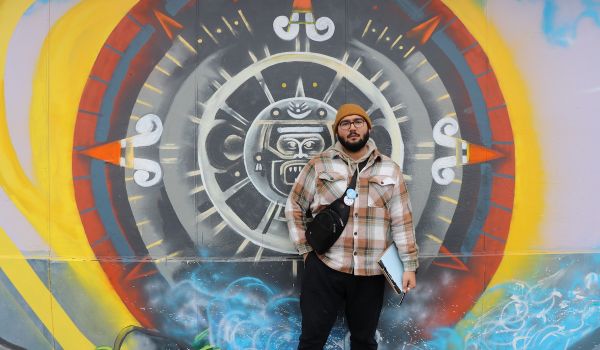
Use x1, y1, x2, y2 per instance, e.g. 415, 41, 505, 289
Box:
248, 98, 333, 198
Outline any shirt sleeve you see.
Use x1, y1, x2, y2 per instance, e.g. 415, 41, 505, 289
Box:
285, 160, 317, 255
388, 169, 419, 271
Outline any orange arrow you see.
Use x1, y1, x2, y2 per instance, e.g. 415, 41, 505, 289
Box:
406, 16, 441, 45
467, 143, 504, 164
153, 9, 183, 40
79, 141, 121, 165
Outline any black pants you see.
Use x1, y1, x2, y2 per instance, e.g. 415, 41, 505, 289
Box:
298, 252, 385, 350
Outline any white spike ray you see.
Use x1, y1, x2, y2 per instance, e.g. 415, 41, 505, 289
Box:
295, 78, 306, 98
222, 178, 251, 200
255, 72, 275, 104
254, 246, 264, 262
236, 238, 251, 255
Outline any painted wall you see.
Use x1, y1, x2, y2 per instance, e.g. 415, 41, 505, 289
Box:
1, 0, 599, 349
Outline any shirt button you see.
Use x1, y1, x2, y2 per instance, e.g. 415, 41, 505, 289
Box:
353, 251, 357, 256
353, 232, 358, 236
354, 213, 358, 217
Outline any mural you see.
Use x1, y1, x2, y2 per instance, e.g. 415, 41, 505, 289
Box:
0, 0, 599, 349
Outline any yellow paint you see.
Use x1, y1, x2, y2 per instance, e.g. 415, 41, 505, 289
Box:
177, 35, 197, 54
128, 195, 144, 202
155, 65, 171, 76
445, 112, 457, 118
0, 228, 94, 348
439, 196, 459, 205
426, 73, 439, 82
146, 239, 164, 250
143, 82, 164, 94
426, 233, 443, 244
136, 99, 153, 108
377, 26, 388, 42
437, 215, 452, 224
390, 34, 403, 49
202, 24, 219, 44
442, 0, 545, 330
362, 19, 372, 38
221, 17, 235, 36
437, 93, 451, 101
136, 219, 151, 228
167, 250, 182, 258
0, 0, 140, 341
165, 53, 183, 67
125, 139, 135, 167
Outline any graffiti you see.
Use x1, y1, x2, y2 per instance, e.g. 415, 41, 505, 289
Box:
0, 0, 598, 349
424, 254, 600, 349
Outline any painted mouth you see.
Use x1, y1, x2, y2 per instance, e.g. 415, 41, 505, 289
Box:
281, 161, 307, 185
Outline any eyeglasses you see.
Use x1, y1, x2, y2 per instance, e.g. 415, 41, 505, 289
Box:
338, 119, 366, 130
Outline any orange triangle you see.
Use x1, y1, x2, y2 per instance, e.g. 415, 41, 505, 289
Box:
293, 0, 313, 11
432, 245, 469, 271
406, 16, 441, 45
79, 141, 121, 165
153, 9, 183, 40
467, 143, 504, 164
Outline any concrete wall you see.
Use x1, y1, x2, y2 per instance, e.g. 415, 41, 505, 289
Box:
0, 0, 599, 349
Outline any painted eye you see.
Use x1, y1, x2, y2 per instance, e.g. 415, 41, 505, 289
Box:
303, 140, 315, 149
286, 140, 297, 149
271, 108, 281, 117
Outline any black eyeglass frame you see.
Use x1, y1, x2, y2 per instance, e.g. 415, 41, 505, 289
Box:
338, 118, 366, 130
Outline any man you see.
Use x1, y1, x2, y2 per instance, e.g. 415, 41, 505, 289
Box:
285, 103, 419, 350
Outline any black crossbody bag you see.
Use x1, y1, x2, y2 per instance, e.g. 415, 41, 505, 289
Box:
305, 161, 365, 254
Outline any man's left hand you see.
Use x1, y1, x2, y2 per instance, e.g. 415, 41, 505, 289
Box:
402, 271, 416, 292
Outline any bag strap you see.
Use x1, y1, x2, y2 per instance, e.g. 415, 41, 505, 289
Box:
329, 158, 368, 226
306, 159, 368, 222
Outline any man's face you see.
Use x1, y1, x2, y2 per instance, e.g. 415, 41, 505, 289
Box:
336, 114, 370, 152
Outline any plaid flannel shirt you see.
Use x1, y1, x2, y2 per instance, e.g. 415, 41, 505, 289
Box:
285, 140, 419, 275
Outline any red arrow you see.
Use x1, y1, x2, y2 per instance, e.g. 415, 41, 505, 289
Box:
432, 245, 469, 271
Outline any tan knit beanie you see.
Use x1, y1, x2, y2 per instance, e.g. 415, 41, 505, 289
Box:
333, 103, 372, 132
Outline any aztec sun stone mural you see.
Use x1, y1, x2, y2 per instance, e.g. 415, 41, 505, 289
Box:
71, 0, 515, 347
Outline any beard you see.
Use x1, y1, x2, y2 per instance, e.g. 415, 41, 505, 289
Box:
338, 129, 370, 152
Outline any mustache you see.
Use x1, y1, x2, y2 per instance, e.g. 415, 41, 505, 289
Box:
348, 132, 360, 137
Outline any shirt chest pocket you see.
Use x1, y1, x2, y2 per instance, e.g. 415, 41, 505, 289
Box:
316, 171, 347, 206
368, 175, 396, 208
